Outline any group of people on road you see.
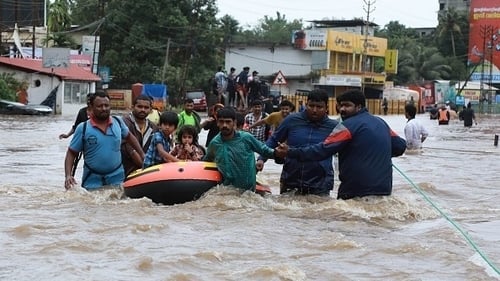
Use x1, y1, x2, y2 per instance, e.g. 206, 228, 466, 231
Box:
212, 66, 279, 113
62, 88, 411, 201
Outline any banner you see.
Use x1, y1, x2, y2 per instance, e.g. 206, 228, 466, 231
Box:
468, 0, 500, 82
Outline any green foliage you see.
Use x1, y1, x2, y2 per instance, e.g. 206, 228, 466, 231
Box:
436, 8, 468, 58
231, 12, 303, 44
67, 0, 468, 90
380, 15, 469, 85
69, 0, 223, 102
0, 73, 24, 101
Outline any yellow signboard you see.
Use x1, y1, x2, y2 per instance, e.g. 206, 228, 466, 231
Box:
384, 49, 398, 74
327, 31, 387, 57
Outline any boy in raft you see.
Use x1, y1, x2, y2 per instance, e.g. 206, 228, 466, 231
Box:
170, 125, 205, 161
143, 111, 179, 168
203, 107, 278, 192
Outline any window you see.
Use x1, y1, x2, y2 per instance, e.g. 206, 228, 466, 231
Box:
64, 82, 89, 104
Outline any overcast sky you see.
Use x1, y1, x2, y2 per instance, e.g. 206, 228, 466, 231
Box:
217, 0, 440, 29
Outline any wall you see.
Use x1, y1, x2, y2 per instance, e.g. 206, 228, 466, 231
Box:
0, 65, 58, 104
225, 45, 312, 78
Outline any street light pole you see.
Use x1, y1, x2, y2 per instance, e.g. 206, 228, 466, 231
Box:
362, 0, 375, 95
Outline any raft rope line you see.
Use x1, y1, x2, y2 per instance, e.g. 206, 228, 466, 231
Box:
392, 164, 500, 276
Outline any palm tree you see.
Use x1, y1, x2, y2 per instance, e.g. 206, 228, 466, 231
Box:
437, 8, 462, 57
45, 0, 74, 47
395, 44, 452, 84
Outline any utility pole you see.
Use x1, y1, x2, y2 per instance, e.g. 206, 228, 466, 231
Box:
161, 38, 171, 84
479, 25, 493, 113
32, 0, 38, 58
361, 0, 375, 95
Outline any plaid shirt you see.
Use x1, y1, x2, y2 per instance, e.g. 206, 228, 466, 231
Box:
245, 112, 268, 142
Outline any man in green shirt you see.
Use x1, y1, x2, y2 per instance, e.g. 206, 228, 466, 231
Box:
203, 107, 276, 191
177, 98, 202, 134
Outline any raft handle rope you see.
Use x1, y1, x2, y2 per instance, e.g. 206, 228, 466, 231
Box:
392, 163, 500, 276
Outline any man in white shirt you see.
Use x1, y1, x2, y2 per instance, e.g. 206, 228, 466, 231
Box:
404, 104, 429, 150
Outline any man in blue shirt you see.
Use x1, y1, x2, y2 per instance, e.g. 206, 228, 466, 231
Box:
275, 90, 406, 199
64, 90, 144, 190
256, 89, 338, 196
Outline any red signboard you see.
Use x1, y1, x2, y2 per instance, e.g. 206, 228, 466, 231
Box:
468, 0, 500, 82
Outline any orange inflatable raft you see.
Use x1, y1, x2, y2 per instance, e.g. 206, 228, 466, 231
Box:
124, 161, 271, 205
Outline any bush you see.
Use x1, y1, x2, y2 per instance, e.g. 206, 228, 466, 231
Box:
0, 73, 24, 101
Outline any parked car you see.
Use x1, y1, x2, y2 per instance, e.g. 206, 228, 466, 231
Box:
185, 90, 207, 112
0, 99, 52, 115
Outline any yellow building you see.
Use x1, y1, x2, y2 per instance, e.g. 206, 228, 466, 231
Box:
294, 20, 388, 99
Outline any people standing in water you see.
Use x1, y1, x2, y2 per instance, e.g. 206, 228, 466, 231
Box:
382, 97, 388, 115
120, 95, 158, 176
461, 102, 477, 127
200, 103, 224, 147
244, 100, 269, 142
143, 111, 179, 168
170, 125, 205, 161
438, 105, 450, 125
59, 93, 93, 177
256, 89, 338, 196
275, 89, 406, 200
298, 100, 306, 112
177, 98, 202, 135
64, 90, 144, 190
59, 93, 92, 139
248, 100, 295, 133
429, 104, 439, 120
203, 107, 277, 192
404, 103, 428, 150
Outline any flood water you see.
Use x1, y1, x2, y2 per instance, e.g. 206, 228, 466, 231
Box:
0, 111, 499, 280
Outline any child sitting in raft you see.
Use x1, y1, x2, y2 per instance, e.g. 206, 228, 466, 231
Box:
170, 125, 205, 161
143, 111, 179, 168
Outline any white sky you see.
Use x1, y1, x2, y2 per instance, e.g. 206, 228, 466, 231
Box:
217, 0, 439, 29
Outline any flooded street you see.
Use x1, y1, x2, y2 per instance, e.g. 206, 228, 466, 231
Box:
0, 112, 499, 280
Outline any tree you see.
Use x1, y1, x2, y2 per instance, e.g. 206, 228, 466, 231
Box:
45, 0, 77, 48
436, 8, 464, 57
71, 0, 223, 102
394, 45, 452, 84
219, 15, 240, 46
0, 73, 26, 101
229, 11, 303, 44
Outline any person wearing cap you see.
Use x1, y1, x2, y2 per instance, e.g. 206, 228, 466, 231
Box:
275, 89, 406, 200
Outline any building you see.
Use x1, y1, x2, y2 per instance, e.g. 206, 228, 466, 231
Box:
413, 27, 436, 37
439, 0, 470, 14
225, 20, 388, 99
0, 57, 101, 115
225, 44, 312, 96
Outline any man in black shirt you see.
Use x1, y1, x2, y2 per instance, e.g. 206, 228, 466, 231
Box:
59, 93, 92, 139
